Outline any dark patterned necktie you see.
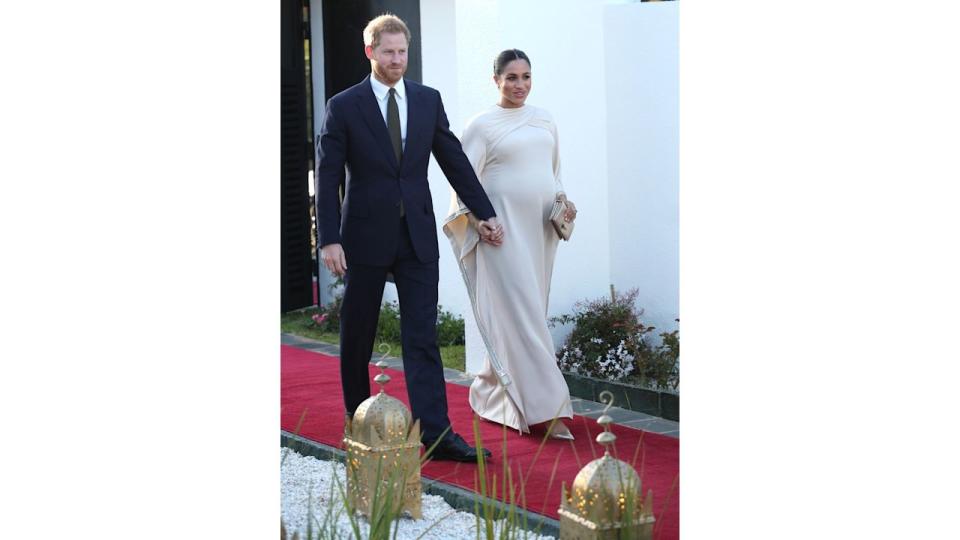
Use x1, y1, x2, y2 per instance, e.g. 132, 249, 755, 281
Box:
387, 87, 404, 216
387, 88, 402, 163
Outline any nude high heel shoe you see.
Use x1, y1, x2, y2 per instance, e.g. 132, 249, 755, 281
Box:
546, 420, 575, 440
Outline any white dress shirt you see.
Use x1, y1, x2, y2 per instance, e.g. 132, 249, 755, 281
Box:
370, 76, 407, 151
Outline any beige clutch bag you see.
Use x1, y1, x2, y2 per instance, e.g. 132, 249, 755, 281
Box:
549, 197, 574, 241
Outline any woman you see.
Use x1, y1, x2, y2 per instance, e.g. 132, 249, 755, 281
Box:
443, 49, 579, 439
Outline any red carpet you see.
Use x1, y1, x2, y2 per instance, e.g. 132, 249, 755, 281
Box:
281, 345, 679, 539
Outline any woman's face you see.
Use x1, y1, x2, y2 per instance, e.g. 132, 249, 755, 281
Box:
495, 59, 531, 108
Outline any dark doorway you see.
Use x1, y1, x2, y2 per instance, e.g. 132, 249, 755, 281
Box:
321, 0, 422, 98
281, 0, 315, 312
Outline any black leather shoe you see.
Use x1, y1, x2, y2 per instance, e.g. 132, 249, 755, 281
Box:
423, 432, 492, 462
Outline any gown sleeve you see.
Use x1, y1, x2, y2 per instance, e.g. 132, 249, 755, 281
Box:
442, 115, 487, 264
462, 118, 487, 180
549, 116, 565, 196
448, 117, 488, 216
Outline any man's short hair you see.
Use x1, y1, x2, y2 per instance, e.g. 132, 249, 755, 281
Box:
363, 13, 411, 49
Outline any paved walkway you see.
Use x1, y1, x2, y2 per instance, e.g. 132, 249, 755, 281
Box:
281, 333, 679, 438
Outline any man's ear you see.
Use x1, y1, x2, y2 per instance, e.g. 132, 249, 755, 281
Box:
364, 45, 374, 60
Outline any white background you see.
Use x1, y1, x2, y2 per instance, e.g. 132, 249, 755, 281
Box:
2, 1, 960, 538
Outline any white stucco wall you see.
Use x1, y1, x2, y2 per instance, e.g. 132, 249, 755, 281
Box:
604, 1, 680, 335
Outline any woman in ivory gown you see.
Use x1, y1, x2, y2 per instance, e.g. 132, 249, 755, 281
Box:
442, 49, 579, 439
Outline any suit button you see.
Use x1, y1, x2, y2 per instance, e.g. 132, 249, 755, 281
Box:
395, 202, 400, 207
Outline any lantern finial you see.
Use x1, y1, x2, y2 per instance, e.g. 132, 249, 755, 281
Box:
595, 390, 617, 452
373, 343, 392, 392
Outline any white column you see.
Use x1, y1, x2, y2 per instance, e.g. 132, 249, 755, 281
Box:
309, 0, 339, 307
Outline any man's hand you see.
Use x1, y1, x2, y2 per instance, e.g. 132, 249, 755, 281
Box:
478, 216, 504, 247
321, 243, 348, 276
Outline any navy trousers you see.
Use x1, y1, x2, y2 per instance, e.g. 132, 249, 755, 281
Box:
338, 218, 450, 441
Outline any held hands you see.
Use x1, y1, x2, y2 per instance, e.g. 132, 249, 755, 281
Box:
321, 243, 348, 276
465, 213, 504, 246
477, 216, 504, 247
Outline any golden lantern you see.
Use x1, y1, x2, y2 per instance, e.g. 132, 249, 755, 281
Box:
343, 359, 422, 519
558, 392, 655, 539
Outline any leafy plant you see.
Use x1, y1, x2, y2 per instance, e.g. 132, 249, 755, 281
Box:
311, 295, 343, 334
647, 326, 679, 391
552, 286, 679, 390
435, 306, 466, 347
376, 301, 403, 343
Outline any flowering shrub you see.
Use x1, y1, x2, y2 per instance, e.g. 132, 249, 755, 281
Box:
553, 287, 679, 389
311, 295, 342, 334
557, 338, 637, 381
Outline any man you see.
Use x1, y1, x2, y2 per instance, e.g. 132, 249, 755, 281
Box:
315, 14, 504, 462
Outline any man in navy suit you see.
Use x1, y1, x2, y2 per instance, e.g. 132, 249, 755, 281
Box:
315, 14, 504, 462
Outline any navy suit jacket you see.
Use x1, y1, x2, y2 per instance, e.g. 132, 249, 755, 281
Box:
315, 76, 496, 266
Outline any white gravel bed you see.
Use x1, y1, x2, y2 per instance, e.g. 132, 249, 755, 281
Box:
281, 448, 555, 540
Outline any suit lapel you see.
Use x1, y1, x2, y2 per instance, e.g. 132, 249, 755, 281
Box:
355, 76, 400, 170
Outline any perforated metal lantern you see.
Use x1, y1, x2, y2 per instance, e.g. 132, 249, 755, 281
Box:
558, 393, 655, 539
343, 360, 422, 519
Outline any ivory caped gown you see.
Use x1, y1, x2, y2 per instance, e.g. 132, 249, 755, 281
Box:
442, 104, 573, 433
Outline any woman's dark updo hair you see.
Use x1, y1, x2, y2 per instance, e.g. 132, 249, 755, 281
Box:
493, 49, 531, 76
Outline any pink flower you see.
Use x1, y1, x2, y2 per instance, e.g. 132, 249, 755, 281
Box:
312, 313, 328, 325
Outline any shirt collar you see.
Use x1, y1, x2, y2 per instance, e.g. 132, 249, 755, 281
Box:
370, 76, 406, 101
